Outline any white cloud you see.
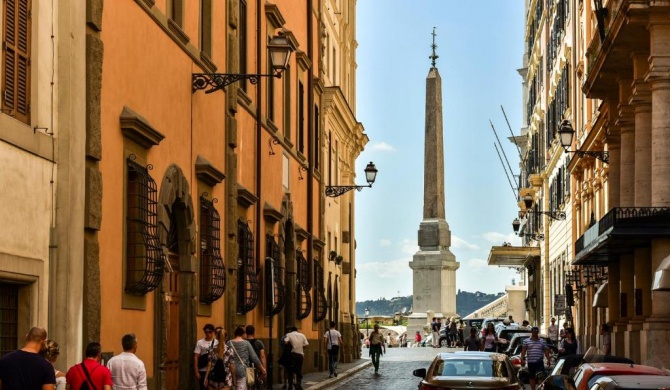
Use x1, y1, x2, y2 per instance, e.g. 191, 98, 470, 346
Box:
452, 235, 480, 250
482, 232, 522, 246
400, 239, 418, 255
369, 141, 396, 152
380, 238, 392, 247
465, 258, 488, 269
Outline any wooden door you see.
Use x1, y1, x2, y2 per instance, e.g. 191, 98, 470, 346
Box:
164, 255, 180, 390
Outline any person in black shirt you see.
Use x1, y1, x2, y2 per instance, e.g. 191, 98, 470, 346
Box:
0, 327, 56, 390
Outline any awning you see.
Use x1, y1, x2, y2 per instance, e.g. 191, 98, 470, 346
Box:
488, 245, 540, 268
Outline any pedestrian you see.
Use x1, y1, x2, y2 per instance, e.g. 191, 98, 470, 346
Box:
0, 327, 56, 390
283, 326, 307, 390
520, 320, 531, 330
244, 325, 266, 389
463, 328, 480, 351
41, 339, 67, 390
368, 324, 385, 375
448, 319, 458, 347
195, 324, 219, 390
413, 331, 422, 348
520, 326, 551, 390
559, 322, 569, 341
558, 328, 579, 357
600, 323, 611, 356
323, 321, 343, 378
457, 320, 465, 348
106, 333, 148, 390
548, 318, 559, 344
229, 326, 265, 390
430, 317, 440, 348
65, 341, 113, 390
480, 322, 498, 352
508, 315, 514, 324
278, 326, 292, 390
204, 328, 235, 390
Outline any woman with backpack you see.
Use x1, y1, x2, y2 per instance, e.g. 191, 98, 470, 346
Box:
228, 326, 266, 390
204, 328, 235, 389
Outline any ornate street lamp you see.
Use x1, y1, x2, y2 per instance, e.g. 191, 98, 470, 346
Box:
192, 33, 293, 94
558, 120, 609, 164
325, 162, 378, 197
521, 194, 566, 221
512, 218, 544, 241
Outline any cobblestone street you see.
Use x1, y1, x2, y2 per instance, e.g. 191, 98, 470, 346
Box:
320, 346, 451, 389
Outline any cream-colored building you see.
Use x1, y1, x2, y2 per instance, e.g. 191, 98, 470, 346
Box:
0, 0, 86, 364
490, 0, 670, 364
321, 0, 368, 363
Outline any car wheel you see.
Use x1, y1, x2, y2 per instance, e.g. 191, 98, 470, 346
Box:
440, 338, 449, 347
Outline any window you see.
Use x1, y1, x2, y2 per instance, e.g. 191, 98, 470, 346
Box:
0, 283, 18, 357
236, 219, 259, 314
332, 47, 337, 85
282, 154, 289, 190
328, 132, 332, 184
265, 234, 285, 315
167, 0, 184, 27
199, 196, 225, 304
314, 105, 320, 170
200, 0, 212, 56
268, 42, 275, 121
298, 82, 305, 153
296, 250, 312, 320
283, 65, 291, 140
2, 0, 31, 124
239, 0, 248, 91
125, 157, 164, 295
313, 260, 327, 322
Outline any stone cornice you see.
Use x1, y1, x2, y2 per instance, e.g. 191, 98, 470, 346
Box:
236, 185, 258, 208
294, 224, 309, 241
263, 202, 284, 225
265, 3, 286, 29
195, 155, 225, 186
296, 50, 312, 71
120, 106, 165, 149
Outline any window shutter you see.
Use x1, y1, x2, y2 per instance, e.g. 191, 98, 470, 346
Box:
2, 0, 30, 124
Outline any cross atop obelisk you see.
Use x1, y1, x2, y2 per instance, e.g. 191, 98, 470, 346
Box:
408, 30, 459, 336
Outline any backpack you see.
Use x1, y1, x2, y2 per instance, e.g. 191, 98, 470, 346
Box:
209, 357, 227, 383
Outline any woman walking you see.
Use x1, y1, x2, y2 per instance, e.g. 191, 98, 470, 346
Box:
228, 326, 266, 390
558, 327, 580, 357
205, 328, 235, 390
481, 323, 498, 352
368, 324, 386, 375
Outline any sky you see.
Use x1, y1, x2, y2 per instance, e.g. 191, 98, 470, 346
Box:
353, 1, 525, 303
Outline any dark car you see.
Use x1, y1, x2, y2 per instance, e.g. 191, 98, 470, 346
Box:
413, 351, 523, 390
464, 318, 485, 336
497, 329, 531, 353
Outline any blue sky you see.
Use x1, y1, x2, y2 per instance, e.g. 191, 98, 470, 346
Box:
354, 1, 525, 303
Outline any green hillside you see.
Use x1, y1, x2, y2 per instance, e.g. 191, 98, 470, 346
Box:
355, 290, 504, 318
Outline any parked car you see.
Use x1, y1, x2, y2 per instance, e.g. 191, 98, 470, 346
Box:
413, 351, 523, 390
504, 333, 553, 356
549, 354, 633, 377
588, 375, 670, 390
571, 363, 670, 390
464, 318, 485, 336
496, 327, 531, 352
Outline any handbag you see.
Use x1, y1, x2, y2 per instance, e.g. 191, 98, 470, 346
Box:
198, 339, 215, 369
232, 342, 256, 386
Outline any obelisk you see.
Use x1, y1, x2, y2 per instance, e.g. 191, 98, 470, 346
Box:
408, 29, 460, 338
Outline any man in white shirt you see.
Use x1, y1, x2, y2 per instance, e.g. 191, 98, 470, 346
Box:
106, 333, 148, 390
193, 324, 218, 390
284, 326, 309, 390
323, 321, 343, 378
548, 317, 559, 344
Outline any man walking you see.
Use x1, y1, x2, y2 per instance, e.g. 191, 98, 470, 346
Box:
548, 318, 559, 344
194, 324, 218, 390
431, 317, 440, 348
284, 326, 308, 390
520, 327, 551, 390
65, 342, 113, 390
0, 327, 56, 389
107, 333, 147, 390
600, 323, 611, 355
323, 321, 343, 378
368, 324, 386, 375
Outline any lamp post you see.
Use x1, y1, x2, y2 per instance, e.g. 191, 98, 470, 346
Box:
365, 307, 370, 337
325, 162, 378, 197
558, 120, 609, 164
519, 195, 567, 221
512, 218, 545, 241
192, 32, 293, 93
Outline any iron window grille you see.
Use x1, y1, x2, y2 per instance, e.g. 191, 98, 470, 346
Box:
296, 250, 312, 319
313, 259, 327, 322
265, 233, 286, 316
125, 157, 164, 295
237, 219, 259, 314
0, 283, 18, 357
199, 196, 226, 304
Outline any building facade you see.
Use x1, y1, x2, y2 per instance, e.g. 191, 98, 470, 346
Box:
490, 0, 670, 365
0, 0, 367, 388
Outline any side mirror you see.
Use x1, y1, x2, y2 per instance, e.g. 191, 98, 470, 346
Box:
413, 368, 427, 378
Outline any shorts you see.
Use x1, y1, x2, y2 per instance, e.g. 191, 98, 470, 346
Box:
527, 361, 545, 377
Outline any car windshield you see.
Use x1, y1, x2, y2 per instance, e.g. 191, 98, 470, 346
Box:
433, 359, 510, 378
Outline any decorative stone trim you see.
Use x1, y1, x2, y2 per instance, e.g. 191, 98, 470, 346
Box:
342, 262, 351, 275
120, 106, 165, 149
265, 3, 286, 29
200, 51, 218, 73
237, 185, 258, 208
313, 238, 326, 250
263, 202, 284, 224
167, 18, 190, 44
342, 231, 350, 244
296, 50, 312, 71
195, 155, 225, 186
295, 224, 309, 241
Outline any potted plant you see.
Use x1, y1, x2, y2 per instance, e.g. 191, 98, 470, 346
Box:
329, 251, 337, 262
335, 255, 343, 265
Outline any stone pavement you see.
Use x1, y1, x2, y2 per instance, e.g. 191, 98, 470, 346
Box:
273, 345, 458, 389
